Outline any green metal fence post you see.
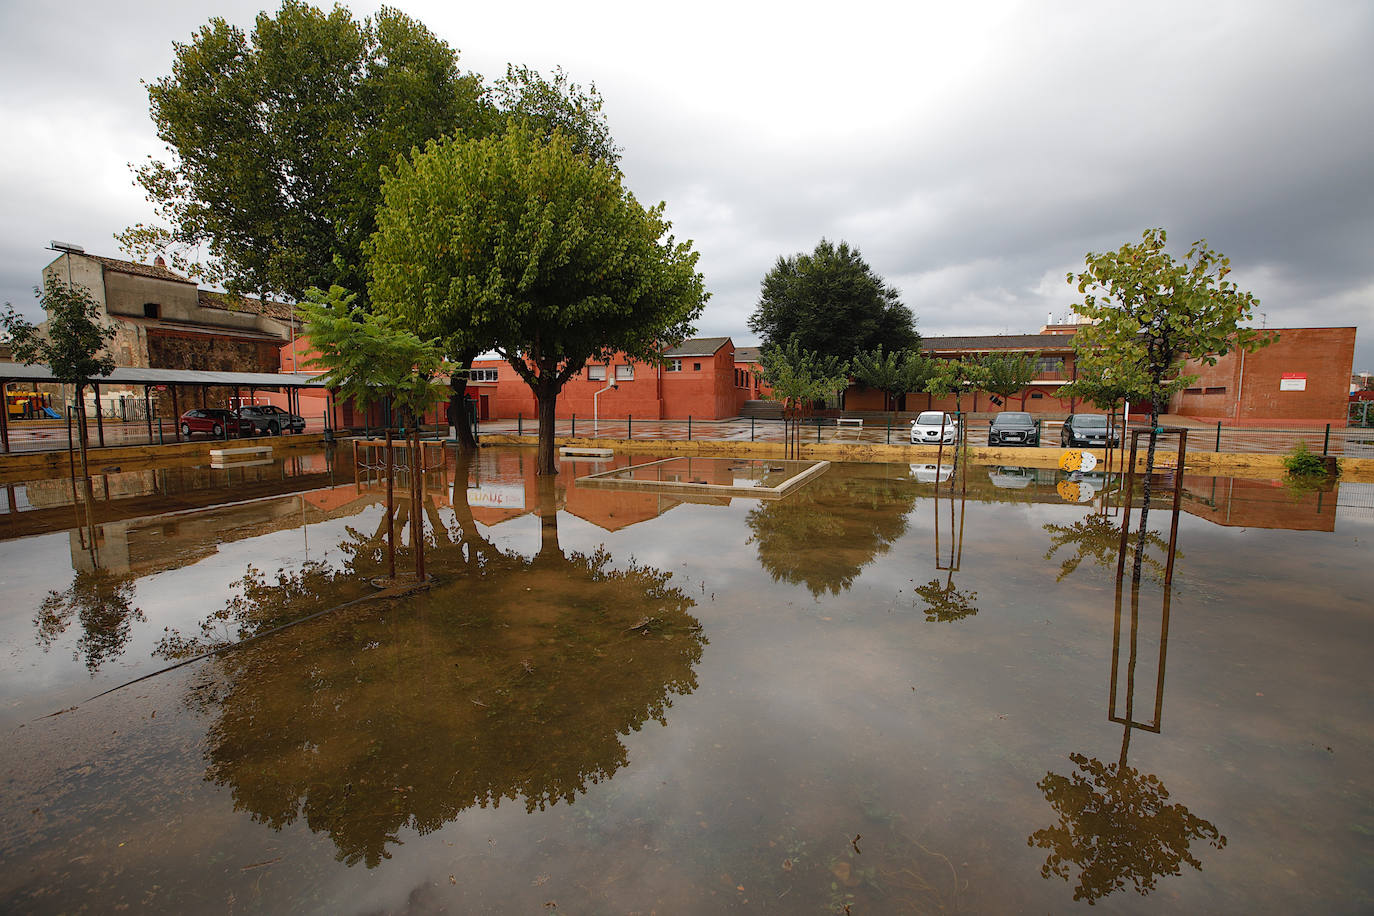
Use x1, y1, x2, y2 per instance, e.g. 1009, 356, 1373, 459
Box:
1323, 423, 1331, 455
517, 413, 522, 435
751, 417, 755, 441
1216, 421, 1222, 452
628, 414, 632, 439
572, 414, 576, 438
887, 415, 892, 444
817, 419, 822, 443
687, 416, 692, 440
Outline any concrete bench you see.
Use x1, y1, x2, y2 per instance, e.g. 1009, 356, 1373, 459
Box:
210, 445, 273, 461
835, 417, 864, 428
560, 446, 613, 458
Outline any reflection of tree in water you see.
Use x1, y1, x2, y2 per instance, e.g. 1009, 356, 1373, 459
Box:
1028, 729, 1225, 903
1042, 514, 1174, 582
168, 467, 704, 868
912, 573, 978, 622
746, 468, 919, 595
34, 568, 144, 672
1031, 522, 1223, 904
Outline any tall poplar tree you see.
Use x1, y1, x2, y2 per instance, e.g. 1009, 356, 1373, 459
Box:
122, 2, 488, 305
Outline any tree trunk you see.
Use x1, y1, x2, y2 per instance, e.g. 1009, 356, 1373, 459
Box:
411, 424, 425, 581
449, 370, 477, 452
535, 380, 559, 476
1132, 399, 1162, 582
74, 384, 92, 486
385, 426, 395, 581
536, 474, 560, 560
74, 384, 97, 546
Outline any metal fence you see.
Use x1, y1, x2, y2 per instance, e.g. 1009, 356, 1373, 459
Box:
472, 414, 1374, 457
1, 408, 334, 454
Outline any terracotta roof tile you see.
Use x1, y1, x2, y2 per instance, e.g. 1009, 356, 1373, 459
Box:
198, 290, 299, 323
663, 336, 731, 357
90, 255, 198, 285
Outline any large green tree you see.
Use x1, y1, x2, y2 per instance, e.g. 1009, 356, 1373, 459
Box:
369, 125, 706, 474
749, 239, 917, 363
1069, 228, 1270, 577
490, 64, 620, 165
121, 1, 488, 305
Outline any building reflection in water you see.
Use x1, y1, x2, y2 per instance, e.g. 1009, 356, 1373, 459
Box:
1029, 462, 1226, 903
155, 453, 705, 867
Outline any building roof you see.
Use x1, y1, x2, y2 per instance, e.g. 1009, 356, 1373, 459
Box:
663, 336, 731, 357
87, 254, 199, 286
0, 361, 329, 388
198, 290, 299, 323
734, 346, 762, 363
921, 333, 1075, 353
110, 313, 290, 343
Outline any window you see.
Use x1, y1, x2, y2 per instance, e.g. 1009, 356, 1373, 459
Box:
615, 364, 635, 381
1205, 386, 1227, 395
588, 365, 606, 381
666, 359, 682, 372
468, 368, 499, 382
693, 362, 702, 371
143, 303, 160, 319
1034, 357, 1064, 374
1184, 387, 1204, 395
1030, 392, 1044, 399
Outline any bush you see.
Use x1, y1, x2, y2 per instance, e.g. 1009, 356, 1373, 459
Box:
1282, 440, 1338, 478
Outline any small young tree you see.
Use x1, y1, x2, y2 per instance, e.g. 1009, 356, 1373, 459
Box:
754, 340, 850, 458
1069, 229, 1271, 578
301, 285, 447, 583
979, 351, 1038, 408
2, 277, 116, 483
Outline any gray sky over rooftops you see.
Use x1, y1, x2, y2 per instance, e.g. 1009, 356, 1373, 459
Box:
1, 0, 1370, 370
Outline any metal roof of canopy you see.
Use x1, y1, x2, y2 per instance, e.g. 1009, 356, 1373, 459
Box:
0, 361, 330, 388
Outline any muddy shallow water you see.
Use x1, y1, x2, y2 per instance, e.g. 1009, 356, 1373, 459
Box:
1, 447, 1370, 913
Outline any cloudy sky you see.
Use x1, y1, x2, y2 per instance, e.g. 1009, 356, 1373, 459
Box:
2, 0, 1370, 369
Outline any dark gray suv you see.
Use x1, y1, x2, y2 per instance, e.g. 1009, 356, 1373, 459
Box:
237, 404, 306, 435
988, 411, 1040, 446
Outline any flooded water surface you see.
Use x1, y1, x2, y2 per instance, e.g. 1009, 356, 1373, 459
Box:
1, 447, 1371, 913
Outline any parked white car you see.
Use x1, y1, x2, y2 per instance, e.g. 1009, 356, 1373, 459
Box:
910, 411, 960, 444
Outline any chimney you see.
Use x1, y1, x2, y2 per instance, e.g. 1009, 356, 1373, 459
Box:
154, 255, 167, 268
1047, 311, 1053, 326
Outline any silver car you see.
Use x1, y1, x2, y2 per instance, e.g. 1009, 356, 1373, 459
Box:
910, 411, 960, 444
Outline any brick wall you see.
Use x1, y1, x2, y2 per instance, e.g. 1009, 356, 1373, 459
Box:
1173, 327, 1356, 425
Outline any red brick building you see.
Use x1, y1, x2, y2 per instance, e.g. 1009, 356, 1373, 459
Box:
1171, 327, 1356, 425
464, 337, 758, 421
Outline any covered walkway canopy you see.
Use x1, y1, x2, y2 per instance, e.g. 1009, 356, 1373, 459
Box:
0, 361, 331, 451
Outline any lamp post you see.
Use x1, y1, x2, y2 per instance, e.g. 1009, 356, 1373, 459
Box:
593, 382, 618, 437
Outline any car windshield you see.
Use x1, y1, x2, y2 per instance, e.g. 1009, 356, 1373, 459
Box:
916, 412, 949, 425
995, 413, 1033, 426
1077, 415, 1108, 427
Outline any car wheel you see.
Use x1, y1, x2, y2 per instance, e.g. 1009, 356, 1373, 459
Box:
212, 423, 223, 437
180, 422, 191, 437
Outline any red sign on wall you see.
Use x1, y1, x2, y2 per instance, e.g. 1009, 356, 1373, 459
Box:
1279, 372, 1306, 392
